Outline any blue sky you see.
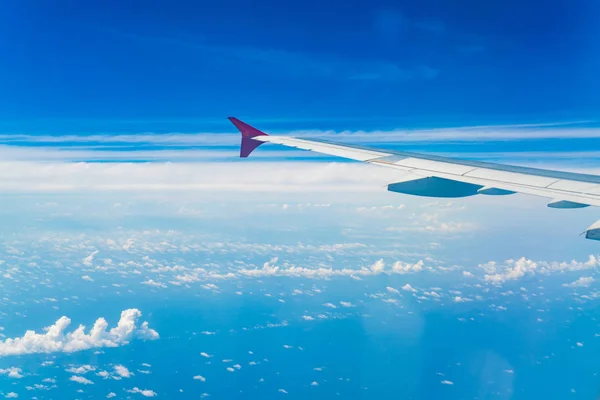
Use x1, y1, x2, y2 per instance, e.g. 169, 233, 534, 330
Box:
2, 1, 600, 399
1, 0, 600, 131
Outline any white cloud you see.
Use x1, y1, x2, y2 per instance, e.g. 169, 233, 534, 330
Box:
193, 375, 206, 382
401, 284, 417, 292
302, 316, 315, 321
482, 255, 600, 284
454, 296, 472, 303
141, 280, 167, 289
127, 387, 157, 397
340, 301, 354, 308
66, 365, 95, 374
5, 393, 18, 398
0, 309, 158, 357
114, 365, 132, 378
563, 277, 595, 288
0, 367, 24, 378
83, 251, 98, 266
481, 258, 538, 283
200, 352, 212, 358
107, 393, 116, 398
441, 380, 454, 385
386, 286, 400, 294
70, 375, 94, 385
238, 258, 429, 279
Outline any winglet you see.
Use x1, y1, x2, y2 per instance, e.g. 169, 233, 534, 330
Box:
228, 117, 268, 158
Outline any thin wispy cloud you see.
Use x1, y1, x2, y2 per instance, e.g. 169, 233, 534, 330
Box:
0, 121, 595, 149
112, 29, 437, 83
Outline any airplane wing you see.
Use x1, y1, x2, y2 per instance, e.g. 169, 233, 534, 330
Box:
229, 117, 600, 240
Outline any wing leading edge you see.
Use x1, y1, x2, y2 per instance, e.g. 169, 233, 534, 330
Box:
228, 117, 600, 240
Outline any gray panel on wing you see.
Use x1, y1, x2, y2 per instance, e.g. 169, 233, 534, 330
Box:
388, 176, 483, 198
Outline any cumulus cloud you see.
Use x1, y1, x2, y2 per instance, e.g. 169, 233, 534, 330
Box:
563, 277, 595, 288
114, 365, 133, 378
70, 375, 94, 385
0, 367, 24, 378
401, 284, 417, 292
141, 280, 167, 289
66, 365, 95, 374
454, 296, 472, 303
481, 255, 600, 284
238, 258, 428, 279
0, 309, 158, 357
127, 387, 157, 397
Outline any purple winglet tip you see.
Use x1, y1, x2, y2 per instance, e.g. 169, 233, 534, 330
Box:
228, 117, 268, 158
240, 136, 263, 158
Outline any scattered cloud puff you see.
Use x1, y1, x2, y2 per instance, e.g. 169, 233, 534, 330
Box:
0, 309, 158, 357
70, 375, 94, 385
454, 296, 472, 303
401, 284, 417, 292
66, 365, 95, 374
441, 380, 454, 385
141, 279, 167, 289
127, 387, 157, 397
114, 365, 133, 378
5, 393, 18, 398
0, 367, 24, 378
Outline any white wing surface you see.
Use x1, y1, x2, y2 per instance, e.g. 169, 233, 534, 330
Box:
229, 117, 600, 240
